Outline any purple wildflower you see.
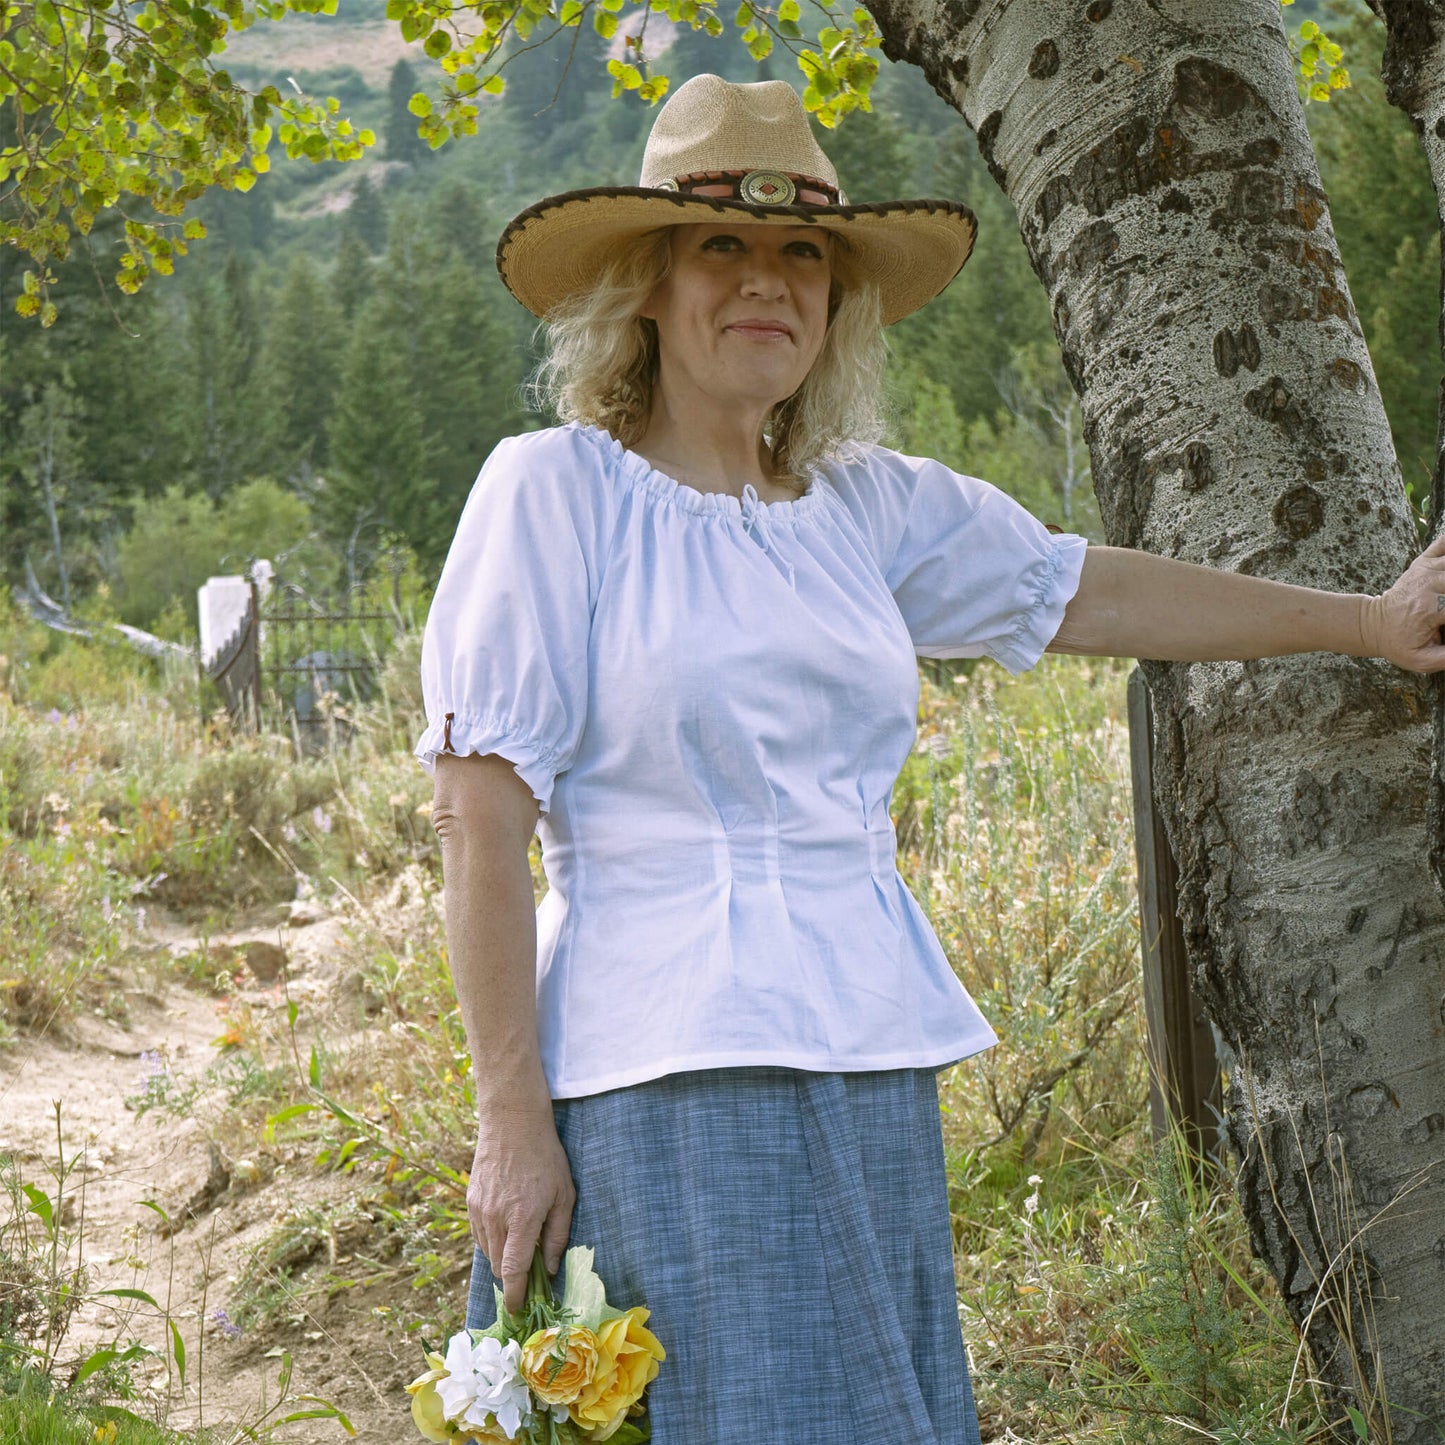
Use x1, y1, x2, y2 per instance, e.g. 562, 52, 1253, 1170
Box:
46, 708, 62, 725
212, 1309, 243, 1339
312, 806, 332, 835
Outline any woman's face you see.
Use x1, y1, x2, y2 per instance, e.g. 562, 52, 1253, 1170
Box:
641, 222, 833, 416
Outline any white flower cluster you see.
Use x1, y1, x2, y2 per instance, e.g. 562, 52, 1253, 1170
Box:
435, 1334, 534, 1438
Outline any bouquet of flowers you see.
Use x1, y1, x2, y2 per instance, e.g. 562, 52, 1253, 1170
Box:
408, 1246, 665, 1444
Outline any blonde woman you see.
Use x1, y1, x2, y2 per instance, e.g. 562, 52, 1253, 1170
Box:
417, 75, 1445, 1444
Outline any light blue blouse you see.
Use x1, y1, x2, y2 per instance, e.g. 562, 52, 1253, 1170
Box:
416, 423, 1088, 1099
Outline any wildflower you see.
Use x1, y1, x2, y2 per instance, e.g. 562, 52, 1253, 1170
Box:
282, 823, 298, 843
312, 806, 332, 835
101, 895, 113, 923
1024, 1173, 1042, 1219
436, 1332, 531, 1439
212, 1309, 243, 1339
47, 708, 62, 725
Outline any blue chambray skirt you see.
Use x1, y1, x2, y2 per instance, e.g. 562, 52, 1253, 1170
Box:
464, 1066, 982, 1445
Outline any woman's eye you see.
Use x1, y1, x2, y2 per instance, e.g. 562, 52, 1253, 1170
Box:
787, 243, 825, 260
701, 234, 742, 252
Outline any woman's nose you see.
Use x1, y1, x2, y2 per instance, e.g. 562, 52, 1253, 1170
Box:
738, 253, 787, 298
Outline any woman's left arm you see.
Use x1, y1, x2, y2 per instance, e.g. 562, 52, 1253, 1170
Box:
1048, 538, 1445, 673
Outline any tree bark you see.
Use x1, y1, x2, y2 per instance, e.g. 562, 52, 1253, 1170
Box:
864, 0, 1445, 1431
1368, 0, 1445, 907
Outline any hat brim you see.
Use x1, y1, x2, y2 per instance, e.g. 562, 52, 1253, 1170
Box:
496, 187, 977, 327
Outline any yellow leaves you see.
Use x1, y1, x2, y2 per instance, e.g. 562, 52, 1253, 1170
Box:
1294, 16, 1350, 104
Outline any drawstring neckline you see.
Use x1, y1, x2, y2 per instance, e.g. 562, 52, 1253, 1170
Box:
740, 483, 772, 554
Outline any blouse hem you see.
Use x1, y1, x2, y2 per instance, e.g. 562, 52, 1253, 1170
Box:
987, 532, 1089, 675
545, 1036, 999, 1100
414, 710, 563, 811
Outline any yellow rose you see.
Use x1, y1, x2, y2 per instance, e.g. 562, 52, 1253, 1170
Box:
567, 1308, 665, 1439
456, 1424, 512, 1444
521, 1323, 599, 1405
405, 1353, 453, 1444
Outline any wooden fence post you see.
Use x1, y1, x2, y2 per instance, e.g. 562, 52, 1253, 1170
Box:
1127, 667, 1223, 1161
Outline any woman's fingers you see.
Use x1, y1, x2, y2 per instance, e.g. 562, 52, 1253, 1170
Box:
540, 1184, 576, 1277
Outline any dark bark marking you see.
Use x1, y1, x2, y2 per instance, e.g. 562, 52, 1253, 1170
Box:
1180, 440, 1214, 491
977, 110, 1006, 188
949, 53, 970, 86
1212, 168, 1287, 230
1328, 360, 1366, 398
1292, 183, 1327, 231
1347, 906, 1368, 932
1437, 117, 1445, 139
1406, 1112, 1445, 1142
1214, 323, 1261, 377
1090, 67, 1107, 84
1272, 483, 1325, 540
1379, 505, 1395, 526
1376, 1, 1441, 112
1086, 0, 1113, 18
1160, 187, 1193, 213
1172, 56, 1264, 121
1245, 375, 1308, 437
1259, 282, 1311, 326
1035, 127, 1058, 156
1346, 1083, 1392, 1117
1064, 218, 1120, 274
1029, 39, 1061, 80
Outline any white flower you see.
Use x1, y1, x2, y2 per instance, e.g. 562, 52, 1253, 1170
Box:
435, 1332, 531, 1439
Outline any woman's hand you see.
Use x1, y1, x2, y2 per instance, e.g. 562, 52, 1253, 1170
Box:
470, 1100, 576, 1315
1363, 534, 1445, 674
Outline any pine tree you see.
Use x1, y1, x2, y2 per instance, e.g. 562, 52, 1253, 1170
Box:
385, 58, 430, 166
254, 254, 347, 485
344, 171, 388, 254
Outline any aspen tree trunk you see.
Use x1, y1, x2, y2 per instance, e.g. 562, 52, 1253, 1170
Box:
861, 0, 1445, 1430
1368, 1, 1445, 902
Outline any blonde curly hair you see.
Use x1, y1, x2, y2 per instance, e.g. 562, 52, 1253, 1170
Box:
532, 226, 886, 489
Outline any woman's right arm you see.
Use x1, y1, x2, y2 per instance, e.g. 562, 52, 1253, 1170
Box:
432, 752, 575, 1315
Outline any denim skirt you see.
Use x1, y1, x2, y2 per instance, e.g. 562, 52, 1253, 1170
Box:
464, 1066, 982, 1445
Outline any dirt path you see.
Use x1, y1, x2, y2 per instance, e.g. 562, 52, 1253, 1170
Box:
0, 911, 441, 1443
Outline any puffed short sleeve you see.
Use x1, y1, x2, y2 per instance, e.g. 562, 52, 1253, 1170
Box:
828, 447, 1088, 673
414, 429, 612, 811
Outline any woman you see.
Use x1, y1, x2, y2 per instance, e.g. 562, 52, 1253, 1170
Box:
417, 75, 1445, 1443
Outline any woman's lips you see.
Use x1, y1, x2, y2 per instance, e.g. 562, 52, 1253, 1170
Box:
724, 319, 793, 340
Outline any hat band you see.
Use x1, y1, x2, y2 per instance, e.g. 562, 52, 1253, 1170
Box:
652, 169, 844, 208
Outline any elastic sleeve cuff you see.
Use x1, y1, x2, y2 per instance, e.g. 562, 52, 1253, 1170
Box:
413, 710, 564, 812
988, 533, 1090, 675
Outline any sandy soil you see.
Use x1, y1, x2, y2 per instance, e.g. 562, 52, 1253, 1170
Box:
0, 910, 457, 1443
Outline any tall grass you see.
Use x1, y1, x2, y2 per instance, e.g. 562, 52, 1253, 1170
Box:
3, 601, 1349, 1441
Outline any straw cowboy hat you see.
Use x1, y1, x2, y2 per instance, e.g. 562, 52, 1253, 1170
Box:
496, 73, 977, 326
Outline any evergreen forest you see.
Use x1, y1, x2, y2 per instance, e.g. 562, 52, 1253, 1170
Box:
2, 1, 1436, 629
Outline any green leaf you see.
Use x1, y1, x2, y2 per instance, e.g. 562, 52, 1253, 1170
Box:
1346, 1406, 1369, 1440
424, 29, 451, 57
308, 1044, 322, 1089
407, 90, 432, 117
559, 1245, 612, 1328
170, 1319, 187, 1387
607, 1422, 650, 1444
265, 1102, 317, 1141
96, 1287, 163, 1308
73, 1347, 123, 1387
593, 10, 617, 37
22, 1182, 53, 1230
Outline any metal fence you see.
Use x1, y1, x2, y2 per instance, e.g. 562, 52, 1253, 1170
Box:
202, 578, 399, 748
